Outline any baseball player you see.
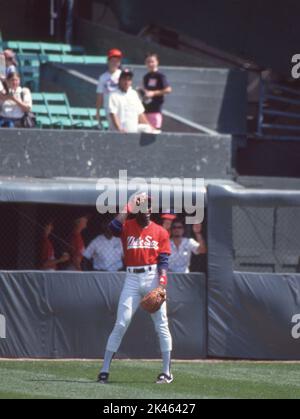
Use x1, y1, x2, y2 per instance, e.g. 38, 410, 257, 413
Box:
97, 193, 174, 385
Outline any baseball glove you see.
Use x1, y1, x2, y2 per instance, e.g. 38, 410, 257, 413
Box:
140, 287, 167, 314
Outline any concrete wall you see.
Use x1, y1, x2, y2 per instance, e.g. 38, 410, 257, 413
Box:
41, 63, 247, 134
0, 129, 234, 179
74, 18, 224, 68
106, 0, 299, 76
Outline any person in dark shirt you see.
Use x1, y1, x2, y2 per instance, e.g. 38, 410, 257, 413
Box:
142, 53, 172, 130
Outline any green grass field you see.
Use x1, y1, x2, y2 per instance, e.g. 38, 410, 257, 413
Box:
0, 360, 300, 399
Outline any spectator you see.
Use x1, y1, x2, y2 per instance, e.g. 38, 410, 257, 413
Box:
4, 50, 18, 77
0, 50, 17, 89
83, 221, 123, 272
141, 53, 172, 130
109, 68, 155, 133
168, 219, 207, 273
96, 48, 123, 128
40, 220, 70, 271
67, 215, 89, 271
161, 213, 176, 236
0, 72, 32, 128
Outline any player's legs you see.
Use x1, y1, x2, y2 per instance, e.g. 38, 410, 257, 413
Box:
142, 271, 173, 380
100, 274, 140, 374
151, 302, 173, 377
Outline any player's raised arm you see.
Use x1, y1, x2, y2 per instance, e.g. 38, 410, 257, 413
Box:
109, 193, 148, 236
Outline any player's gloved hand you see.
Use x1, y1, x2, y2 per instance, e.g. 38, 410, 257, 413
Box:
140, 287, 167, 314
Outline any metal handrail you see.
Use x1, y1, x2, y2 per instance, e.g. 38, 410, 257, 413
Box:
265, 82, 300, 97
264, 94, 300, 107
262, 124, 300, 132
263, 109, 300, 121
257, 79, 300, 139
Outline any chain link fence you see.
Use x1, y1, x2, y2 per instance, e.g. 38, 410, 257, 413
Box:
0, 203, 206, 272
233, 206, 300, 273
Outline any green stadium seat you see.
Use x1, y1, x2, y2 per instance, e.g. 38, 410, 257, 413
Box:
17, 53, 40, 67
70, 108, 98, 129
1, 41, 19, 50
60, 55, 86, 64
43, 93, 70, 106
60, 44, 85, 55
41, 43, 85, 55
40, 43, 64, 55
1, 41, 85, 56
31, 92, 109, 130
31, 93, 45, 104
83, 56, 107, 65
19, 65, 40, 92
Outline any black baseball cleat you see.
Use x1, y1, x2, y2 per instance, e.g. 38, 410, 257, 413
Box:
156, 373, 174, 384
97, 372, 109, 384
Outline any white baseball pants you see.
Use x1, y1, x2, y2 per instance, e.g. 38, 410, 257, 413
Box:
106, 266, 172, 353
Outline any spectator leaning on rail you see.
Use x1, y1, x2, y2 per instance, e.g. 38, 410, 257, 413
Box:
0, 72, 32, 128
168, 219, 207, 273
96, 48, 123, 129
140, 53, 172, 130
83, 221, 124, 272
108, 68, 156, 134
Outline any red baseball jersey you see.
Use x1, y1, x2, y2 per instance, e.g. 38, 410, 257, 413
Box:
41, 237, 55, 267
70, 232, 85, 262
121, 219, 171, 267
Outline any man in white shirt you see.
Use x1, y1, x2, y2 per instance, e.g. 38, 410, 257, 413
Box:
83, 223, 123, 272
96, 49, 123, 128
108, 68, 154, 133
169, 220, 207, 273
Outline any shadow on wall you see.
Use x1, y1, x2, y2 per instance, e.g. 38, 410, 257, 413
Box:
217, 70, 247, 135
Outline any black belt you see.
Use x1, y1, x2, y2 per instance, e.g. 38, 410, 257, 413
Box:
128, 267, 153, 274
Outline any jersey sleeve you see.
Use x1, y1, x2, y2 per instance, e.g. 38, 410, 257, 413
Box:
159, 228, 171, 255
189, 238, 201, 255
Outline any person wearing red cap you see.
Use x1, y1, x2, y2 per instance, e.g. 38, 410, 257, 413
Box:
161, 212, 177, 236
96, 48, 123, 129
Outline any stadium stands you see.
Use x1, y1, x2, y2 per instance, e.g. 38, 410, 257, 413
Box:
0, 41, 84, 55
1, 41, 108, 92
0, 39, 110, 129
257, 81, 300, 141
41, 63, 247, 135
31, 93, 108, 130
